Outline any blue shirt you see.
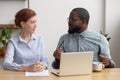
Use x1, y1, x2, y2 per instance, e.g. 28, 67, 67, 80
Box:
52, 29, 115, 68
3, 34, 48, 71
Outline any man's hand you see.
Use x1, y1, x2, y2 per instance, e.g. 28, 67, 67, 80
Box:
99, 54, 110, 67
53, 48, 62, 60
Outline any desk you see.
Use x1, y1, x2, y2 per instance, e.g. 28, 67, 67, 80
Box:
0, 68, 120, 80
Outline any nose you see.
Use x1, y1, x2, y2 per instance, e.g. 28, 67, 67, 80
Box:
34, 23, 37, 28
68, 21, 72, 27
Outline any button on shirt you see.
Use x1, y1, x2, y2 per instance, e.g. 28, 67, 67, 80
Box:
3, 34, 48, 71
52, 29, 115, 68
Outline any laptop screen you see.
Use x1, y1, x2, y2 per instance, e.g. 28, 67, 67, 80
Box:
59, 51, 93, 76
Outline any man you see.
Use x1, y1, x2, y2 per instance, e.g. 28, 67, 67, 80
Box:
52, 7, 115, 69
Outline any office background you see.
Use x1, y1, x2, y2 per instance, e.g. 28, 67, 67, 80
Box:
0, 0, 120, 68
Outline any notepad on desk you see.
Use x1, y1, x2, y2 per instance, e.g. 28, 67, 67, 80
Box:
25, 70, 49, 77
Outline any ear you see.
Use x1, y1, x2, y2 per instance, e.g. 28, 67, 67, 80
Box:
81, 20, 86, 24
81, 21, 87, 28
82, 20, 87, 26
20, 21, 25, 28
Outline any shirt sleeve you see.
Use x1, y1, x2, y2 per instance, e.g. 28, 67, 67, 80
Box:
100, 36, 115, 68
38, 36, 48, 68
3, 41, 22, 71
52, 58, 60, 69
57, 35, 64, 50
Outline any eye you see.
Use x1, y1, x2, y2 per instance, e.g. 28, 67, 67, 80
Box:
30, 20, 37, 24
67, 17, 81, 22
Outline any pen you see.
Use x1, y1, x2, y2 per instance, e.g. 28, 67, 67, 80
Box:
58, 40, 64, 48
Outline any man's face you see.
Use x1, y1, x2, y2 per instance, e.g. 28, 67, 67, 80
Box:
68, 11, 83, 34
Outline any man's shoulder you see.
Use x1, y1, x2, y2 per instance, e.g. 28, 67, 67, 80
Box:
87, 30, 103, 38
60, 33, 70, 38
86, 30, 106, 42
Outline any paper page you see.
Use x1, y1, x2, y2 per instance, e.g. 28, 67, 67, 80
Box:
25, 70, 49, 77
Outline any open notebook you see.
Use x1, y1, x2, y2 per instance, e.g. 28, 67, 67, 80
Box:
52, 51, 93, 77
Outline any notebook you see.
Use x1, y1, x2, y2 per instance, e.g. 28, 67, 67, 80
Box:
51, 51, 93, 77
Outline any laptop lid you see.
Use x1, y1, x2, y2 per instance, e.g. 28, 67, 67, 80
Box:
58, 51, 93, 76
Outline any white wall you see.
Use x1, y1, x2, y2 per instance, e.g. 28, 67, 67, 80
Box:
105, 0, 120, 67
29, 0, 105, 67
0, 0, 28, 24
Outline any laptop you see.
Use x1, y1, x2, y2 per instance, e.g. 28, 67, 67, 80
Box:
51, 51, 93, 77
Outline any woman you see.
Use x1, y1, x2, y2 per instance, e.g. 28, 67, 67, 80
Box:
3, 8, 48, 72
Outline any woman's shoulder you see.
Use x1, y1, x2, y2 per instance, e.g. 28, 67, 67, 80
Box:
10, 34, 19, 41
33, 33, 43, 37
32, 34, 44, 41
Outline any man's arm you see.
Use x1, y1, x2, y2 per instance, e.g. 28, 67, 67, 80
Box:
99, 36, 115, 68
52, 58, 60, 69
99, 54, 115, 68
52, 35, 64, 69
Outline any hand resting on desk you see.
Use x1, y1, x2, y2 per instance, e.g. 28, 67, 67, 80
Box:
21, 60, 45, 72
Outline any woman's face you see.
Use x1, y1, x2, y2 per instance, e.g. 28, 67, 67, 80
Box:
21, 16, 37, 34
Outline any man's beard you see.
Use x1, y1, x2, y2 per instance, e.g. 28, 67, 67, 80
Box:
68, 25, 81, 34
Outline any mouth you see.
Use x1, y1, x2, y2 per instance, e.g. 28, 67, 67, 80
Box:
33, 29, 35, 31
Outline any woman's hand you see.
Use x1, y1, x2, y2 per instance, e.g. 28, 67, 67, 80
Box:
21, 60, 45, 72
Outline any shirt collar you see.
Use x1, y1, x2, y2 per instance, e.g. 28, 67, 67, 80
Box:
80, 29, 89, 37
18, 34, 36, 42
73, 29, 89, 38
